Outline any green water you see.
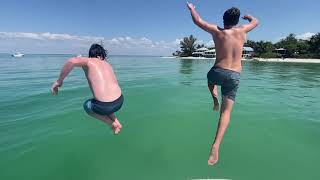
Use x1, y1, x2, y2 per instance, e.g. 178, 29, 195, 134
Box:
0, 54, 320, 180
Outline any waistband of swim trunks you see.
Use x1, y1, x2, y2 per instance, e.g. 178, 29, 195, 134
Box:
92, 95, 124, 105
212, 66, 241, 75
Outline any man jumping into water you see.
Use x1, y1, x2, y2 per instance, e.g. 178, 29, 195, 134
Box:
51, 44, 124, 134
187, 2, 259, 165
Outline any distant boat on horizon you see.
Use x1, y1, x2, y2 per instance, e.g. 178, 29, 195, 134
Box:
12, 52, 24, 58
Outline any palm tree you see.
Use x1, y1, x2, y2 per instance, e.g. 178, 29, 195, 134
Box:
309, 33, 320, 53
172, 50, 182, 56
180, 35, 197, 57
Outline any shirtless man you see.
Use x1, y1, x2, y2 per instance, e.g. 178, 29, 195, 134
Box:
51, 44, 124, 134
187, 2, 259, 165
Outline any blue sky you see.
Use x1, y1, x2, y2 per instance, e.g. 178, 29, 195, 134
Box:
0, 0, 319, 55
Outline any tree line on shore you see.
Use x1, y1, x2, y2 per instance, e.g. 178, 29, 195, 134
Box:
173, 33, 320, 58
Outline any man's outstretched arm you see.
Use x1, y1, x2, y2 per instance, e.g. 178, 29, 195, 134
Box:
51, 57, 89, 95
187, 2, 219, 34
240, 15, 259, 32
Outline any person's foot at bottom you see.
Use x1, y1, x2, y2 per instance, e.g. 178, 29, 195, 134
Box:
111, 119, 122, 135
208, 145, 219, 165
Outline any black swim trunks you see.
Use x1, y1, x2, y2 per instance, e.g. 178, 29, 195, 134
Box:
83, 95, 124, 116
207, 67, 240, 101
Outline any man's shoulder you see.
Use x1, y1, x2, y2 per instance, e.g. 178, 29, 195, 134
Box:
215, 27, 246, 35
233, 26, 248, 33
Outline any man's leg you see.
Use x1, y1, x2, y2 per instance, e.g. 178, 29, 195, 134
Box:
208, 83, 220, 111
208, 97, 234, 165
83, 100, 121, 134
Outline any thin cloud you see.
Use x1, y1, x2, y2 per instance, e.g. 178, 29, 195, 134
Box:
296, 32, 315, 40
0, 32, 214, 55
206, 40, 215, 47
0, 32, 104, 41
0, 31, 209, 55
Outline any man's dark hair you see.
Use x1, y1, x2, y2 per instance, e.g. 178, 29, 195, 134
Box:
223, 7, 240, 26
89, 44, 108, 60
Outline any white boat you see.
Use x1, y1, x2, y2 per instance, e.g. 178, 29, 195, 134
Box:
12, 52, 24, 57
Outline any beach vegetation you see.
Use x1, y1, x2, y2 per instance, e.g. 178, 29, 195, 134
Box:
179, 35, 198, 57
174, 33, 320, 58
245, 33, 320, 58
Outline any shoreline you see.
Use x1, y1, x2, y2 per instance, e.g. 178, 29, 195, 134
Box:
248, 58, 320, 63
162, 56, 320, 63
162, 56, 214, 60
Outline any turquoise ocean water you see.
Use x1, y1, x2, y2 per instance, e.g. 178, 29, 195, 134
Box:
0, 54, 320, 180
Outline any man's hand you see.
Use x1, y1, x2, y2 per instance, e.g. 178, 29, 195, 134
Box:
51, 80, 62, 95
187, 2, 195, 11
187, 2, 219, 34
240, 14, 259, 32
242, 15, 253, 22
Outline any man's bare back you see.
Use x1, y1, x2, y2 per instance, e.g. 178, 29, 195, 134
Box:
83, 58, 122, 102
213, 27, 246, 72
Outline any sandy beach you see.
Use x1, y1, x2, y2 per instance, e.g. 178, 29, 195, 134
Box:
163, 56, 320, 63
248, 58, 320, 63
162, 56, 214, 60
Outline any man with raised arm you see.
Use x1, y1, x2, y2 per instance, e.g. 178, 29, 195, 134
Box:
51, 44, 124, 135
187, 2, 259, 165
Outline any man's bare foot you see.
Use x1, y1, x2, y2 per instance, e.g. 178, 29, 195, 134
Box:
111, 120, 122, 135
208, 145, 219, 165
